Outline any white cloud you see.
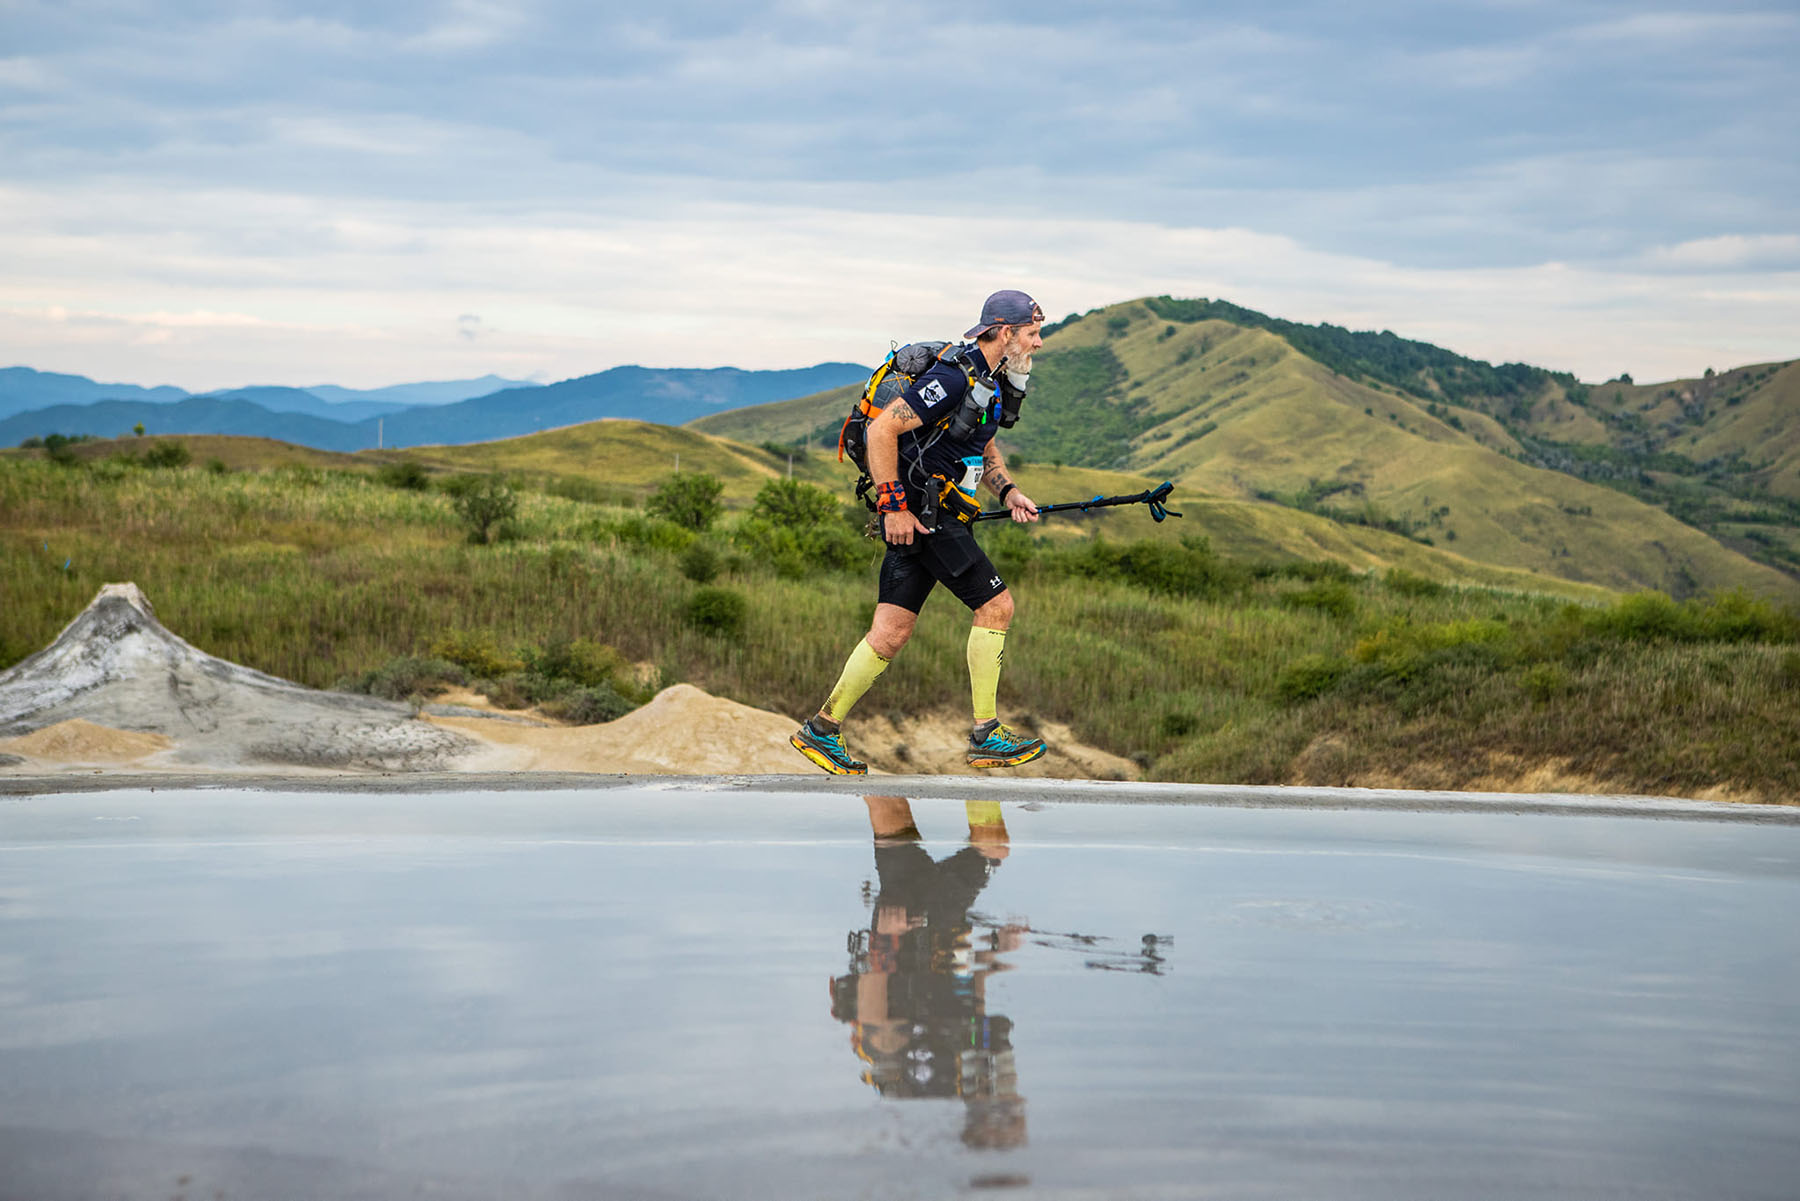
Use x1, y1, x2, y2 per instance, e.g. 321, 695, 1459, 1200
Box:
1, 182, 1794, 389
1645, 234, 1800, 271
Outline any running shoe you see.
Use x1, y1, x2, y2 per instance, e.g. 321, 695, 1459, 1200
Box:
790, 720, 868, 775
967, 722, 1045, 768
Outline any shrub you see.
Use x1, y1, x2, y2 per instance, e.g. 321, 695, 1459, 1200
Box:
646, 472, 724, 531
1060, 535, 1240, 599
377, 459, 431, 490
205, 457, 230, 475
751, 477, 839, 528
429, 629, 524, 678
1276, 654, 1348, 703
608, 514, 696, 552
450, 474, 517, 544
1280, 581, 1358, 620
522, 636, 629, 690
1160, 711, 1198, 738
338, 656, 467, 701
1384, 568, 1445, 598
43, 433, 82, 466
733, 517, 869, 578
685, 586, 747, 637
679, 540, 722, 583
142, 440, 191, 468
1270, 558, 1355, 583
541, 683, 636, 725
1520, 663, 1570, 704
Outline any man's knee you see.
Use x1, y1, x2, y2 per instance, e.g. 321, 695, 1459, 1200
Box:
867, 604, 917, 658
973, 588, 1014, 629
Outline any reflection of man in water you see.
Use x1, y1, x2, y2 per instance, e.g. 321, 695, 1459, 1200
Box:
829, 796, 1027, 1150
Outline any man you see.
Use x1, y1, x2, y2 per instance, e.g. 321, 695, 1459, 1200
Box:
828, 796, 1028, 1149
791, 290, 1046, 775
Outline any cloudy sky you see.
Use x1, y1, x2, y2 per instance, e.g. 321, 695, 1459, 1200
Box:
3, 0, 1796, 389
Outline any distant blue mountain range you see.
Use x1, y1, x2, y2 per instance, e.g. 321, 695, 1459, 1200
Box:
0, 367, 187, 419
0, 367, 534, 422
0, 363, 870, 451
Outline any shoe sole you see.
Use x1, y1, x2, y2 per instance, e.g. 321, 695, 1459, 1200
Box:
968, 742, 1046, 769
790, 733, 868, 775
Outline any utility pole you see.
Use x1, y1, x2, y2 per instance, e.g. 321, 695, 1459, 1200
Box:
378, 418, 383, 450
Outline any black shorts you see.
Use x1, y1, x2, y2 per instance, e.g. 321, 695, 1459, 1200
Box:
878, 528, 1007, 613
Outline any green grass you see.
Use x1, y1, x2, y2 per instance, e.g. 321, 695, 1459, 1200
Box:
6, 455, 1799, 802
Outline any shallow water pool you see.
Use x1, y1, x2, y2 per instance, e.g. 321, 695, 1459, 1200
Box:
2, 787, 1797, 1199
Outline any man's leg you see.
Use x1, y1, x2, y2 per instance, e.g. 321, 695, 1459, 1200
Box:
792, 543, 932, 775
967, 589, 1014, 725
961, 589, 1045, 768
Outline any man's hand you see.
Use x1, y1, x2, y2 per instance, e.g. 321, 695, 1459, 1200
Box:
1007, 489, 1040, 524
883, 509, 929, 545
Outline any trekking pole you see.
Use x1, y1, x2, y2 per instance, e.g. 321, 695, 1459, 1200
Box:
972, 480, 1182, 523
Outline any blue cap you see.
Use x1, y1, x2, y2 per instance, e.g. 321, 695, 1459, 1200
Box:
965, 290, 1045, 338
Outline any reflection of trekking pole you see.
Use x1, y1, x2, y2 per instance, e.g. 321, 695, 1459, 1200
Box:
972, 481, 1182, 524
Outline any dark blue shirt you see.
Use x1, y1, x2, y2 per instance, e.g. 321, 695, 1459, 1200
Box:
894, 342, 1001, 506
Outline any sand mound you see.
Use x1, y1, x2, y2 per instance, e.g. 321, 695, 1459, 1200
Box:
431, 683, 808, 774
0, 583, 474, 771
431, 684, 1139, 778
0, 719, 174, 766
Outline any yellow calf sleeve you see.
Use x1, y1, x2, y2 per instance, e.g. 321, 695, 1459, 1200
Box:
967, 626, 1008, 724
822, 639, 892, 723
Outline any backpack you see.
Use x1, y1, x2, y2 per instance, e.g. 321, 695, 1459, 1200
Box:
836, 341, 980, 482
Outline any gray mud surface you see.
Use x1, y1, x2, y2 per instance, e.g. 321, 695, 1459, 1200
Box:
0, 583, 473, 770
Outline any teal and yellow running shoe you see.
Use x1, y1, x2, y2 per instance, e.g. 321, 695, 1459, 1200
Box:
790, 719, 868, 775
967, 721, 1045, 768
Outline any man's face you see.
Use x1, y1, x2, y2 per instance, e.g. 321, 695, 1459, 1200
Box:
1000, 322, 1044, 371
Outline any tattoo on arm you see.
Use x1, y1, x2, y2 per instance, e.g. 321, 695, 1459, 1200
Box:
985, 468, 1012, 498
882, 401, 925, 433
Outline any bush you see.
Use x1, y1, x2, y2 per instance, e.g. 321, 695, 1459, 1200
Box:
377, 459, 431, 490
142, 440, 191, 469
522, 637, 629, 690
338, 656, 467, 701
680, 541, 722, 583
429, 629, 525, 678
205, 457, 230, 475
1276, 654, 1348, 703
43, 433, 83, 466
450, 474, 518, 544
1059, 535, 1240, 599
751, 477, 839, 528
608, 514, 696, 552
1384, 568, 1445, 598
733, 516, 870, 578
541, 683, 636, 725
1279, 581, 1358, 620
685, 586, 747, 637
646, 472, 724, 532
1520, 663, 1571, 703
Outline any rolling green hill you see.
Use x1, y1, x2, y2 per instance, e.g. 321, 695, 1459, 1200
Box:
693, 298, 1799, 601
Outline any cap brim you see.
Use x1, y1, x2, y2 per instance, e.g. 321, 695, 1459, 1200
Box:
964, 322, 993, 338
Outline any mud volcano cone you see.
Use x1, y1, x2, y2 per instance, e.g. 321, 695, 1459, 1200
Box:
0, 583, 474, 771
